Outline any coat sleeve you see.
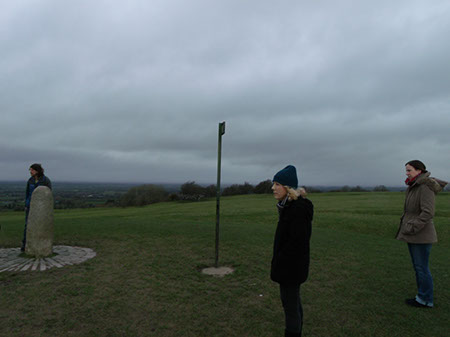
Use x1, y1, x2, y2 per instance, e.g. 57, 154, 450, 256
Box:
25, 179, 31, 208
44, 177, 52, 190
404, 186, 435, 234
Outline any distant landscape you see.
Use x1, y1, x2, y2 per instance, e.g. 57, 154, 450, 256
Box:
0, 181, 183, 211
2, 179, 448, 212
0, 180, 410, 212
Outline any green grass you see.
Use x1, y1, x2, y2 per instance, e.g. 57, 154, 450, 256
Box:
1, 192, 449, 336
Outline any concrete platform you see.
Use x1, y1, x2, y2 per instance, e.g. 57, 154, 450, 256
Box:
0, 246, 96, 272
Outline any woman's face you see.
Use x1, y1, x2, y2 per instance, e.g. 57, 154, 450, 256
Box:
405, 164, 421, 179
272, 182, 287, 201
29, 168, 38, 178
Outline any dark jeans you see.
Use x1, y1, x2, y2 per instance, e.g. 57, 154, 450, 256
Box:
408, 243, 433, 306
280, 284, 303, 335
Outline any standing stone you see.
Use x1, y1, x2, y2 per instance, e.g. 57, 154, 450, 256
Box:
25, 186, 54, 257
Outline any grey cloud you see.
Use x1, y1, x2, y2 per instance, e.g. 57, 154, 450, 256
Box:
1, 1, 450, 186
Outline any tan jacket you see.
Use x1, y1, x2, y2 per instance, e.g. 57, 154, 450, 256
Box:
396, 172, 447, 244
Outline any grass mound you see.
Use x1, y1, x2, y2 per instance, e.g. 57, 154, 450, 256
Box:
1, 192, 449, 336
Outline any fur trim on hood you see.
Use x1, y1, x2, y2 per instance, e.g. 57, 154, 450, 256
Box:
430, 177, 448, 190
418, 172, 448, 193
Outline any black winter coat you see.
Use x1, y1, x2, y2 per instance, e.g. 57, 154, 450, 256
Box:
25, 175, 52, 208
270, 197, 313, 285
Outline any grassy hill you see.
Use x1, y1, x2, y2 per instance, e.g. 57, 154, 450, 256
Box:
1, 192, 449, 336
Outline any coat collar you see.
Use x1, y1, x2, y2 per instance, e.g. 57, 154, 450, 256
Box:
409, 172, 447, 194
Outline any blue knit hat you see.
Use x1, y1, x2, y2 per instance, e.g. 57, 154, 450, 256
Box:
273, 165, 298, 188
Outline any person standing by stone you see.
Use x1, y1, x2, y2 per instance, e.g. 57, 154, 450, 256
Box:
396, 160, 447, 308
270, 165, 313, 337
22, 163, 52, 252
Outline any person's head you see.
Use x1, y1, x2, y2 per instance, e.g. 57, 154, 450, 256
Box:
405, 160, 427, 180
272, 165, 304, 201
29, 163, 44, 178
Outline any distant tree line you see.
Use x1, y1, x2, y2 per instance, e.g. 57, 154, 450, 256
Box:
118, 180, 274, 207
116, 182, 397, 207
329, 185, 389, 192
0, 181, 402, 211
120, 185, 169, 207
115, 180, 264, 207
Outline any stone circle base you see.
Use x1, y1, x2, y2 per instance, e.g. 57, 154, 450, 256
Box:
0, 246, 96, 272
201, 266, 234, 277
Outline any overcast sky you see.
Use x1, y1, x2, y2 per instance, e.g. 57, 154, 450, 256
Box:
1, 0, 449, 186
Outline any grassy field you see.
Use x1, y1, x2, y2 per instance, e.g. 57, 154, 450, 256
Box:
1, 192, 449, 337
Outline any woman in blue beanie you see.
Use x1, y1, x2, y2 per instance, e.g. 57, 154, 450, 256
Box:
270, 165, 313, 337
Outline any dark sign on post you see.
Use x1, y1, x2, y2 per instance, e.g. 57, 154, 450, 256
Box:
215, 121, 225, 268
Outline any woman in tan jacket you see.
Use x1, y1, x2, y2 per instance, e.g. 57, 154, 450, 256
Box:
396, 160, 447, 308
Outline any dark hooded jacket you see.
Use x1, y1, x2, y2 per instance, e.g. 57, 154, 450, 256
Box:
396, 172, 447, 244
271, 197, 314, 285
25, 175, 52, 208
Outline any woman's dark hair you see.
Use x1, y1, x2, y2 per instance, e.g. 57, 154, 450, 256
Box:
405, 160, 427, 173
30, 163, 44, 177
